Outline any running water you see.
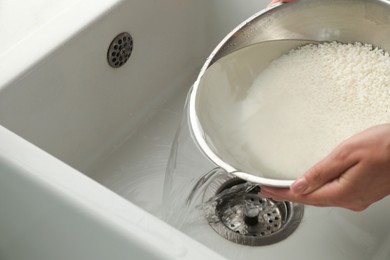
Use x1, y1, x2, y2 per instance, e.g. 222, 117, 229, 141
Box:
162, 87, 261, 231
200, 181, 259, 225
162, 88, 230, 228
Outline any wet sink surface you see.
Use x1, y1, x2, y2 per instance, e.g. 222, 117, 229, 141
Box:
88, 81, 390, 260
1, 0, 389, 259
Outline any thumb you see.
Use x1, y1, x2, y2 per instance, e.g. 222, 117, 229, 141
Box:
291, 146, 358, 195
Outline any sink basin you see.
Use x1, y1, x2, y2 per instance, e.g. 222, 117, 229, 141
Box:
0, 0, 389, 259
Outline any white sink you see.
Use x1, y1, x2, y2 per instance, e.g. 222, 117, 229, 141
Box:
0, 0, 389, 259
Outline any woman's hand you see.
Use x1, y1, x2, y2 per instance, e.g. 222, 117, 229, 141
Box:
260, 124, 390, 211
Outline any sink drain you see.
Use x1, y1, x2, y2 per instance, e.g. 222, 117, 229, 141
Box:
202, 174, 304, 246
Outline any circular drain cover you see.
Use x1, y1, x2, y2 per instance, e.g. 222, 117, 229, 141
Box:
202, 174, 304, 246
107, 32, 133, 68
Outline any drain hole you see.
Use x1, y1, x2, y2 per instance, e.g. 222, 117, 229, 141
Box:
107, 32, 133, 68
202, 175, 304, 247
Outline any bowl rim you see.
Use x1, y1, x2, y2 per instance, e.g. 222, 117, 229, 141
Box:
188, 3, 296, 188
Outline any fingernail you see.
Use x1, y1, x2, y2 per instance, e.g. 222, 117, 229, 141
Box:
291, 177, 308, 194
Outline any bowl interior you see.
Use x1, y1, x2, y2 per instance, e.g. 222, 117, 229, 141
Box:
196, 40, 316, 182
192, 0, 390, 186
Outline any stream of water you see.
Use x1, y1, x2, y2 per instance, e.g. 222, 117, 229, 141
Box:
162, 89, 220, 228
161, 88, 261, 232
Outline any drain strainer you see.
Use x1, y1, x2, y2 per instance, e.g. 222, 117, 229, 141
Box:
107, 32, 133, 68
202, 174, 304, 246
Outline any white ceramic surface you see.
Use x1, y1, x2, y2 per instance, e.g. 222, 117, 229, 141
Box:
0, 0, 265, 259
0, 0, 389, 260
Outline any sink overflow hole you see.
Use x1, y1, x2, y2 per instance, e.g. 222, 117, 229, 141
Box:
107, 32, 133, 68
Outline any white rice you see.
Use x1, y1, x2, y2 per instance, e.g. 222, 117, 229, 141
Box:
240, 41, 390, 179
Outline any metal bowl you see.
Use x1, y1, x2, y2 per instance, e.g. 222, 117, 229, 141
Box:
189, 0, 390, 187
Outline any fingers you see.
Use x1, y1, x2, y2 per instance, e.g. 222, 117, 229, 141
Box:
260, 163, 368, 211
260, 186, 328, 207
260, 140, 360, 206
292, 141, 359, 195
260, 125, 390, 211
260, 178, 343, 208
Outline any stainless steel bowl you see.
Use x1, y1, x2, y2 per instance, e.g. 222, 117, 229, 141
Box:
189, 0, 390, 187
